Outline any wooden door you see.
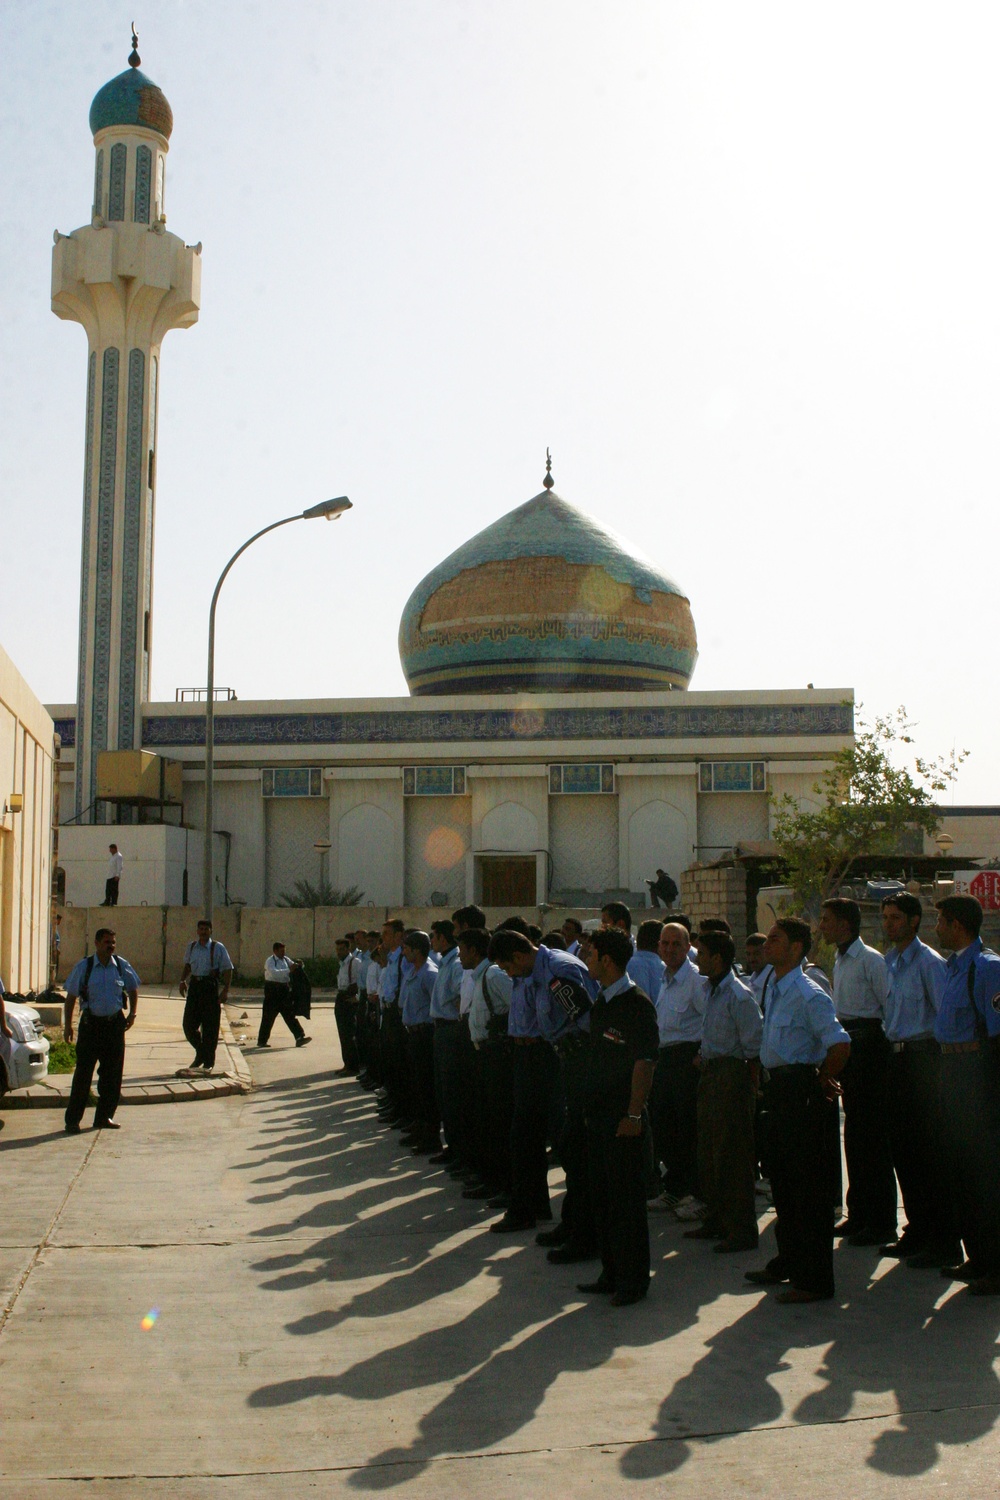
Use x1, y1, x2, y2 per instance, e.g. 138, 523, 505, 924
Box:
480, 856, 536, 908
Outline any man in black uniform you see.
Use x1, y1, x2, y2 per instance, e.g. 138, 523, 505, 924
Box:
578, 928, 660, 1305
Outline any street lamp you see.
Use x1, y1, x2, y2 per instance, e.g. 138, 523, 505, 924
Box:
314, 838, 332, 894
202, 497, 352, 919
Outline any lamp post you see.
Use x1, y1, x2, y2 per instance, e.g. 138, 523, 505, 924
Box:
202, 497, 352, 919
314, 838, 332, 896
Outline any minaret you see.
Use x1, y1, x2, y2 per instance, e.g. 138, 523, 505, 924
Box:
52, 31, 201, 821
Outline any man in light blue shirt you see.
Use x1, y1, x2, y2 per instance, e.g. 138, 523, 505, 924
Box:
820, 897, 894, 1246
400, 931, 439, 1154
692, 931, 763, 1251
376, 918, 409, 1126
650, 922, 708, 1207
63, 926, 140, 1133
877, 893, 957, 1265
177, 919, 233, 1076
429, 920, 465, 1166
627, 920, 665, 1003
746, 917, 850, 1303
459, 927, 514, 1201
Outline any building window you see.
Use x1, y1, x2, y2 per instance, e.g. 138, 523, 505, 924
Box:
108, 142, 127, 221
549, 763, 615, 795
699, 761, 767, 793
134, 144, 151, 223
262, 768, 323, 798
402, 766, 466, 796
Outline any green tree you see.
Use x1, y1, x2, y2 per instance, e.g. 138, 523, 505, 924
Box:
277, 880, 365, 908
770, 706, 966, 910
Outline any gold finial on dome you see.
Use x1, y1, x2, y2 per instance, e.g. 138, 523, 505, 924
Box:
543, 448, 554, 489
128, 23, 141, 68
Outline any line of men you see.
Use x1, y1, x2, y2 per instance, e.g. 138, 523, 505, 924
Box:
334, 889, 1000, 1304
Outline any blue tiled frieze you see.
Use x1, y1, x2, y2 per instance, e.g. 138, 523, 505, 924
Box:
130, 700, 853, 749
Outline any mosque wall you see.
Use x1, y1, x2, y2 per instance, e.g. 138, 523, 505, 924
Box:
549, 795, 618, 896
696, 792, 770, 858
326, 770, 405, 907
616, 766, 697, 893
264, 796, 330, 906
405, 795, 471, 908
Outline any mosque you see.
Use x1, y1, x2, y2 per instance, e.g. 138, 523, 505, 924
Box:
50, 44, 853, 914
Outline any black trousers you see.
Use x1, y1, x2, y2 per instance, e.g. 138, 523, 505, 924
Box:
765, 1067, 838, 1297
406, 1024, 439, 1140
457, 1018, 481, 1170
650, 1041, 700, 1197
183, 978, 220, 1068
381, 1005, 411, 1116
480, 1038, 515, 1191
104, 877, 119, 906
939, 1049, 1000, 1275
840, 1020, 896, 1234
887, 1040, 958, 1253
587, 1114, 651, 1294
66, 1011, 126, 1127
558, 1044, 597, 1250
433, 1019, 464, 1154
697, 1057, 758, 1243
509, 1041, 559, 1221
259, 982, 304, 1045
334, 996, 360, 1071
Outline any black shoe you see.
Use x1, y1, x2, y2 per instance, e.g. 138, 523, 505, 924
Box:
745, 1267, 788, 1286
848, 1229, 884, 1247
429, 1149, 457, 1165
941, 1261, 980, 1283
835, 1219, 864, 1238
714, 1237, 758, 1253
907, 1246, 962, 1270
296, 1036, 312, 1048
611, 1288, 647, 1307
64, 1122, 82, 1135
577, 1277, 615, 1294
490, 1214, 536, 1234
412, 1139, 439, 1156
487, 1194, 511, 1210
462, 1184, 496, 1200
94, 1118, 121, 1130
967, 1274, 1000, 1296
684, 1224, 724, 1240
535, 1225, 568, 1248
880, 1235, 922, 1258
547, 1245, 597, 1264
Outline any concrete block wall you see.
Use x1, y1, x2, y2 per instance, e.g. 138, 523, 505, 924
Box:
55, 903, 609, 984
680, 864, 749, 951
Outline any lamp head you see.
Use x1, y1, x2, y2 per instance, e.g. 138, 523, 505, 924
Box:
302, 496, 352, 521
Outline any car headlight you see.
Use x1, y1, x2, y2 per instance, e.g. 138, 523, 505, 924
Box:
6, 1015, 29, 1043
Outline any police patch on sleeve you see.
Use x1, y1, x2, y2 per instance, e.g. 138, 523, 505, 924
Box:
549, 975, 593, 1022
991, 992, 1000, 1014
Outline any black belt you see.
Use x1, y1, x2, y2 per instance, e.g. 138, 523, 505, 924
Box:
406, 1022, 433, 1033
434, 1018, 460, 1028
840, 1017, 885, 1033
891, 1037, 938, 1054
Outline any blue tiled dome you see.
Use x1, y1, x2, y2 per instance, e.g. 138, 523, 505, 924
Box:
89, 68, 173, 140
398, 488, 698, 695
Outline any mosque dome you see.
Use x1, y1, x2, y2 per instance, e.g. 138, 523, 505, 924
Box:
398, 478, 698, 695
89, 66, 173, 141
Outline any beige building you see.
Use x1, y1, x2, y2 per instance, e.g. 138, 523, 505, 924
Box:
0, 644, 55, 991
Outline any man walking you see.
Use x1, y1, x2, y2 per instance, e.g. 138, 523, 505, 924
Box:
258, 942, 311, 1050
177, 919, 233, 1076
819, 897, 894, 1247
104, 844, 123, 906
63, 927, 139, 1133
745, 918, 850, 1304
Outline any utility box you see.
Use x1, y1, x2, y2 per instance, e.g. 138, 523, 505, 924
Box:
96, 750, 183, 807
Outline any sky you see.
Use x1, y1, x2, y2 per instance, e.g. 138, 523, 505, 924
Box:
0, 1, 996, 799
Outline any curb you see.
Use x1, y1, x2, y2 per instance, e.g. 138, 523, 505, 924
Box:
0, 1010, 253, 1110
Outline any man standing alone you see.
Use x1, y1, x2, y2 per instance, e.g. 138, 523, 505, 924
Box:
177, 919, 233, 1076
104, 844, 123, 906
63, 927, 139, 1132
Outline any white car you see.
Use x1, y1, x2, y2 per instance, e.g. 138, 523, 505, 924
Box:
0, 997, 51, 1094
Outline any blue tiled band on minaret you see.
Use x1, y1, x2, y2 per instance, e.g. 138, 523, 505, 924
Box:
142, 355, 158, 702
74, 350, 97, 818
118, 349, 145, 749
93, 150, 104, 218
108, 143, 126, 221
91, 346, 120, 814
134, 145, 151, 224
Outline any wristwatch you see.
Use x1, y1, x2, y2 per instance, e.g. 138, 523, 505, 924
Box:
627, 1113, 642, 1122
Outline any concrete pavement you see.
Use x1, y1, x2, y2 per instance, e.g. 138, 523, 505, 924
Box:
1, 1003, 998, 1498
0, 989, 251, 1108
